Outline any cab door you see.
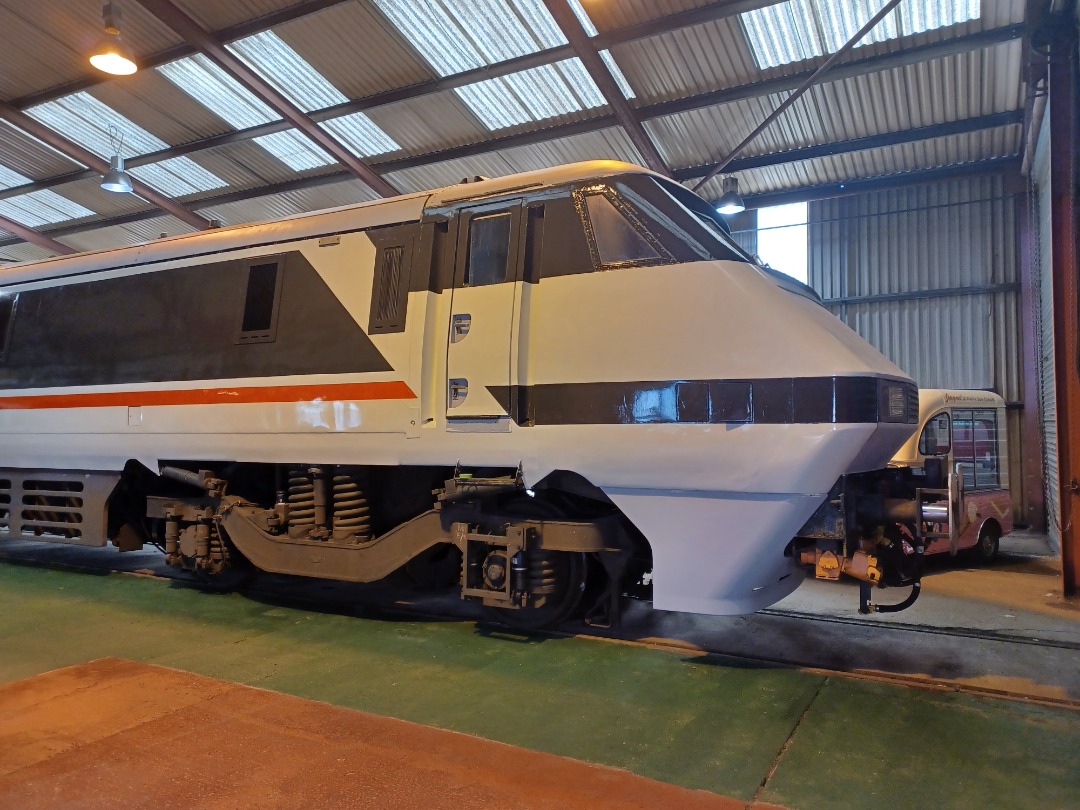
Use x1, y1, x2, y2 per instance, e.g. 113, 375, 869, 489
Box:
445, 200, 524, 419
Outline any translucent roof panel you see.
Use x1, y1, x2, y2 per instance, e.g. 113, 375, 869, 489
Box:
740, 1, 823, 69
158, 54, 335, 170
0, 164, 32, 190
0, 189, 94, 228
372, 0, 634, 130
158, 55, 278, 129
25, 92, 227, 194
227, 31, 400, 156
741, 0, 981, 70
254, 130, 335, 172
128, 157, 228, 197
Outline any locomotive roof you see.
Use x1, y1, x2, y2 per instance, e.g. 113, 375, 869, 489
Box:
0, 160, 659, 286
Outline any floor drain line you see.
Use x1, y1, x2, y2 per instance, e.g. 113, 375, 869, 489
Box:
749, 675, 830, 808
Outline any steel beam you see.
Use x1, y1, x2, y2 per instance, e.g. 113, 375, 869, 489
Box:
0, 25, 1024, 205
0, 100, 212, 232
693, 0, 905, 190
133, 0, 399, 199
675, 112, 1023, 181
13, 0, 361, 110
0, 214, 74, 255
1048, 14, 1080, 595
733, 157, 1023, 209
542, 0, 670, 175
12, 0, 785, 112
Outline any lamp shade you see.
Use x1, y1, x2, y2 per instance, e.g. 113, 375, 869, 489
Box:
90, 31, 137, 75
716, 176, 745, 215
101, 155, 133, 193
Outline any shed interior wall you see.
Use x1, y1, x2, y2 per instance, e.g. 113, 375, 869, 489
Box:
807, 173, 1030, 523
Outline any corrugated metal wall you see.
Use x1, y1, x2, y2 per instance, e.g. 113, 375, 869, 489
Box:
726, 209, 758, 257
807, 174, 1029, 521
1032, 116, 1059, 550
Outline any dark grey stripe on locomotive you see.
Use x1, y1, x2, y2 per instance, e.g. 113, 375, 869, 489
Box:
489, 377, 918, 427
0, 251, 392, 389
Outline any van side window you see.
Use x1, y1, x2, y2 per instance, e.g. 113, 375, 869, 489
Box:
918, 412, 951, 455
577, 185, 671, 269
0, 293, 17, 361
238, 259, 283, 344
465, 212, 512, 286
951, 408, 1001, 490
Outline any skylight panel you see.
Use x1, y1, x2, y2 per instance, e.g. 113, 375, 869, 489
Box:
128, 157, 227, 197
26, 92, 227, 194
0, 190, 94, 228
158, 55, 278, 129
817, 3, 896, 53
566, 0, 598, 36
28, 92, 170, 157
900, 0, 979, 35
228, 31, 349, 110
741, 0, 982, 70
373, 0, 634, 130
455, 55, 632, 130
0, 164, 31, 190
227, 30, 400, 156
254, 131, 334, 171
456, 82, 531, 130
741, 0, 823, 70
158, 55, 335, 170
321, 113, 400, 157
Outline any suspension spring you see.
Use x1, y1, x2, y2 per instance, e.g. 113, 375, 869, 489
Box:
527, 551, 559, 594
333, 467, 372, 537
287, 468, 315, 527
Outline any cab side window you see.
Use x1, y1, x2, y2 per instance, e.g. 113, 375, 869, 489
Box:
918, 412, 951, 455
464, 212, 512, 287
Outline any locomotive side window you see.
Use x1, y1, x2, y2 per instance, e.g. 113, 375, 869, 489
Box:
0, 293, 17, 361
237, 258, 283, 344
464, 212, 512, 287
918, 412, 951, 455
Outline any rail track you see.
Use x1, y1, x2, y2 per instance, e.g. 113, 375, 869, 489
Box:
2, 542, 1078, 712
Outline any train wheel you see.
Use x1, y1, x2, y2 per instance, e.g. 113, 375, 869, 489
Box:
194, 560, 253, 592
483, 496, 587, 630
486, 550, 587, 631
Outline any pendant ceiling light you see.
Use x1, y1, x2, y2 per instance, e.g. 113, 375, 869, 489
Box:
89, 3, 137, 76
101, 126, 134, 193
716, 176, 746, 216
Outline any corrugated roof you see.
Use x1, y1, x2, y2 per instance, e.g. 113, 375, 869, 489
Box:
0, 0, 1032, 250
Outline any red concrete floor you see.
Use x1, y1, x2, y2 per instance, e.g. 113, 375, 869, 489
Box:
0, 658, 755, 810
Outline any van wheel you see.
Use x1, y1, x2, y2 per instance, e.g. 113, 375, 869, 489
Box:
972, 524, 1000, 562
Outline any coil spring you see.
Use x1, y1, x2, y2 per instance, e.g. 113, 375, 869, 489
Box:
527, 551, 559, 593
333, 467, 371, 536
287, 468, 315, 526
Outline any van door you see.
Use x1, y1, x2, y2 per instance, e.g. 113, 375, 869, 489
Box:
445, 200, 523, 420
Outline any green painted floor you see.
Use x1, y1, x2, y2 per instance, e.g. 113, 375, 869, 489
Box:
1, 563, 1077, 809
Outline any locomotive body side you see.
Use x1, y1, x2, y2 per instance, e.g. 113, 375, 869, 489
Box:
0, 161, 918, 621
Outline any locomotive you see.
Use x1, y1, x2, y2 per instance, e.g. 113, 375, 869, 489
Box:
0, 161, 919, 627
